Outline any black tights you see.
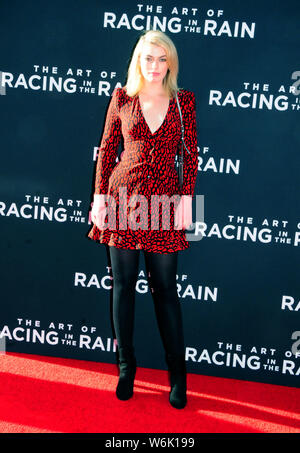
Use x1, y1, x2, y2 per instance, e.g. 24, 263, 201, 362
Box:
109, 245, 185, 356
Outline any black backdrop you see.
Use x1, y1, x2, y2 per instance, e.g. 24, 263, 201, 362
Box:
1, 0, 299, 387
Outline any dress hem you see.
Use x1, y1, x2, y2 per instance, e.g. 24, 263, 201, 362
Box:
87, 234, 190, 253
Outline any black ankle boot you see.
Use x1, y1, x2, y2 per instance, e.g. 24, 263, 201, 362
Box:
166, 353, 187, 409
116, 346, 137, 401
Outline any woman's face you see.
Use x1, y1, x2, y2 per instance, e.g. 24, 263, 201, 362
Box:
139, 42, 169, 85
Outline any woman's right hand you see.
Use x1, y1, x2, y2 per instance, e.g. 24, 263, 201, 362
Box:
91, 195, 108, 229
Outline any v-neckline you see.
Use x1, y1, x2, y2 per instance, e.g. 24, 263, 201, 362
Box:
137, 94, 172, 136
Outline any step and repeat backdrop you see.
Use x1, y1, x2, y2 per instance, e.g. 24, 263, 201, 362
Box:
0, 0, 299, 387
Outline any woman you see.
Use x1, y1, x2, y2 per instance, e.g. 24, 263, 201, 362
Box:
88, 30, 198, 409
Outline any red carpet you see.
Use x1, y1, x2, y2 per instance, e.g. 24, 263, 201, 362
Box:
0, 352, 299, 433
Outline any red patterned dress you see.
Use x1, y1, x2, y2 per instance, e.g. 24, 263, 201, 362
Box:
87, 86, 198, 253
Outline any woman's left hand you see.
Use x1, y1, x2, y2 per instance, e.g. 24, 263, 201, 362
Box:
174, 195, 193, 230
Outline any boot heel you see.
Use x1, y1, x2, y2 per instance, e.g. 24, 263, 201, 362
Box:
116, 346, 137, 401
166, 353, 187, 409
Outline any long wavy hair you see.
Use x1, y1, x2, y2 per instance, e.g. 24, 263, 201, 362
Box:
124, 30, 181, 99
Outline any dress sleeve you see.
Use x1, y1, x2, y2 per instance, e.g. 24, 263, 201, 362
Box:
94, 88, 122, 195
180, 91, 198, 198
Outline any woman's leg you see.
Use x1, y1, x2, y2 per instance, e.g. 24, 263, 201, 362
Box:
144, 250, 184, 356
109, 245, 140, 400
109, 245, 140, 350
144, 250, 187, 409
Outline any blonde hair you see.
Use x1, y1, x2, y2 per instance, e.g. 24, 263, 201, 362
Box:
124, 30, 181, 98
